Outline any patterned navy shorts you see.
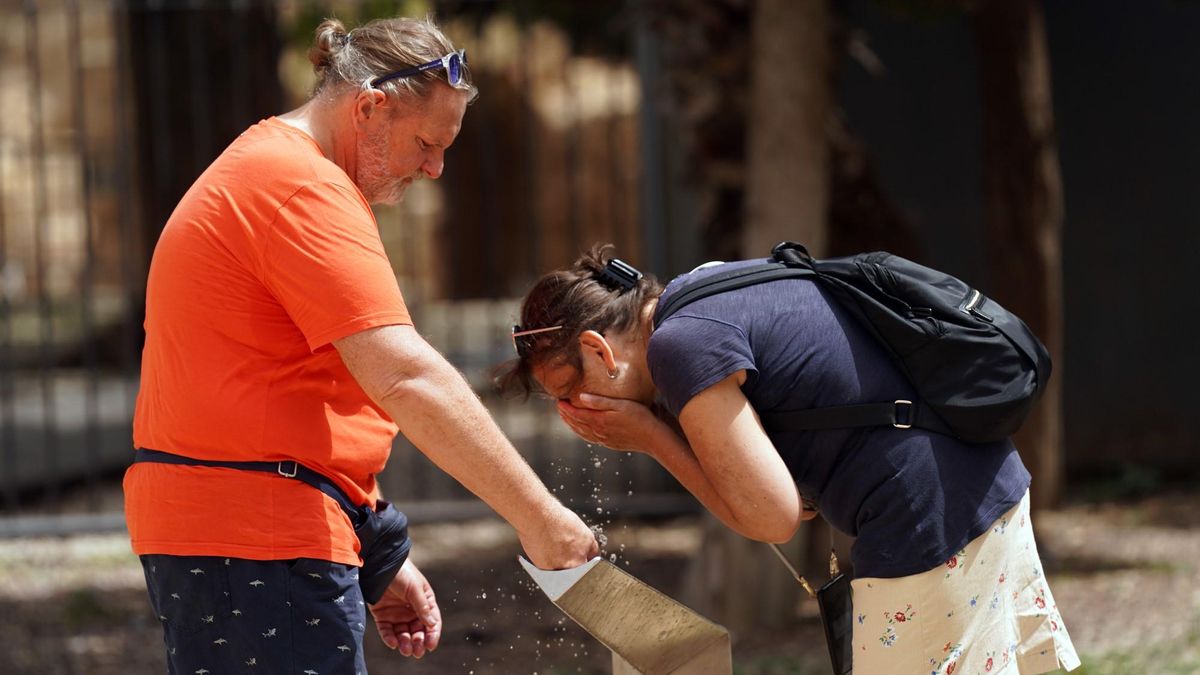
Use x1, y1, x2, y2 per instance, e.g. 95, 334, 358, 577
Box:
140, 554, 369, 675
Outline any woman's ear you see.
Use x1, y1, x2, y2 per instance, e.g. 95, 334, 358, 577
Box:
578, 330, 618, 372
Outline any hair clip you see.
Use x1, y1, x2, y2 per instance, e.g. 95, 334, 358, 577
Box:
597, 258, 643, 292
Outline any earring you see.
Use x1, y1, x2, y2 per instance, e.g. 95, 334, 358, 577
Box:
607, 369, 619, 380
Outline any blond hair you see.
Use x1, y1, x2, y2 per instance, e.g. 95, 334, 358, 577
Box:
308, 16, 477, 102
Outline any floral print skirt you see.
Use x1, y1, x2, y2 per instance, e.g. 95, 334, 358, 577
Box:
850, 490, 1080, 675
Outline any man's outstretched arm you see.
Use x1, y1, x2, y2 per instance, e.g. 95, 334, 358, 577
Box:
334, 324, 598, 569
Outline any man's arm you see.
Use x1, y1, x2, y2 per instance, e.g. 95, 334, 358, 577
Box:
334, 324, 598, 569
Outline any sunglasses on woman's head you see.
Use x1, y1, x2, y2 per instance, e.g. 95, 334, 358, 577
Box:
371, 49, 469, 90
511, 324, 563, 359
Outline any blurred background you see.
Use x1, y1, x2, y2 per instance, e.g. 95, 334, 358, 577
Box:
0, 0, 1197, 673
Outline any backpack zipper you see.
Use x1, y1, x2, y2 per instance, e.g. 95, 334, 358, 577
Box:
963, 289, 983, 312
961, 289, 993, 322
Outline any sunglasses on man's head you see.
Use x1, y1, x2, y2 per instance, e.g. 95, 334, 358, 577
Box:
371, 49, 469, 90
511, 324, 563, 359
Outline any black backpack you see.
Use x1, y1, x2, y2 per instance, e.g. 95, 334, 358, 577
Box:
652, 242, 1052, 444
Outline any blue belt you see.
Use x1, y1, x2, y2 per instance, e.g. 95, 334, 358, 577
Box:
133, 448, 366, 526
132, 447, 412, 604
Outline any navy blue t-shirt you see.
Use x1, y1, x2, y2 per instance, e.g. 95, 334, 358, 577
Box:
647, 259, 1031, 579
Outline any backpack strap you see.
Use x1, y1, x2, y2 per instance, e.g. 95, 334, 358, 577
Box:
757, 400, 954, 437
653, 241, 818, 329
652, 247, 956, 438
653, 262, 811, 329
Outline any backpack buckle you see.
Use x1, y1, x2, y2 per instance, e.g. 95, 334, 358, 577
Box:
277, 461, 298, 478
893, 400, 914, 429
771, 241, 813, 266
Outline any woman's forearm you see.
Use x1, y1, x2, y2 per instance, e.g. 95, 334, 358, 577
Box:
556, 388, 803, 542
644, 424, 766, 538
673, 376, 805, 543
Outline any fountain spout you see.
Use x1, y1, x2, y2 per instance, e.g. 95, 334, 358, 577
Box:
519, 556, 732, 675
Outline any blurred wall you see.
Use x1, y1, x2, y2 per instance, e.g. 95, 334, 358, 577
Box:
838, 0, 1200, 477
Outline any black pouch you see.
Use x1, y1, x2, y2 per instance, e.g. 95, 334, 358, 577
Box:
817, 573, 853, 675
353, 500, 412, 605
769, 539, 854, 675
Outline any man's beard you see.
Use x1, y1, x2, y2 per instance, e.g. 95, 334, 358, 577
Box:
356, 127, 416, 205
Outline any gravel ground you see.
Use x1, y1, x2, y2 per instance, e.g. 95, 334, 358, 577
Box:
1034, 492, 1200, 663
1, 489, 1197, 674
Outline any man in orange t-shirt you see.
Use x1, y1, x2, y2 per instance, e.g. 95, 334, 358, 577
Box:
125, 16, 597, 674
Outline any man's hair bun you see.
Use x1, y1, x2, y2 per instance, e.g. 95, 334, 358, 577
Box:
309, 18, 349, 73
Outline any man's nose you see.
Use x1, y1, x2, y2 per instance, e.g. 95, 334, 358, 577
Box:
422, 150, 444, 179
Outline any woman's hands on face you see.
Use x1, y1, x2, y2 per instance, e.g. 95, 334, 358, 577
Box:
556, 393, 670, 454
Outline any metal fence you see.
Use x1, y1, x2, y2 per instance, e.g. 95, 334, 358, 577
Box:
1, 0, 143, 518
0, 0, 694, 533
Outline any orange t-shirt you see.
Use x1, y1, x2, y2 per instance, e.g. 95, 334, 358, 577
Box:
124, 118, 411, 566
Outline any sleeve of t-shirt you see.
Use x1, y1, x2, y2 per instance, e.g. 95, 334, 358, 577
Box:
647, 314, 757, 418
261, 182, 412, 352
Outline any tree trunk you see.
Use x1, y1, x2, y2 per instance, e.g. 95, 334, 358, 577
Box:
741, 0, 833, 258
681, 0, 835, 636
646, 0, 753, 263
974, 0, 1065, 511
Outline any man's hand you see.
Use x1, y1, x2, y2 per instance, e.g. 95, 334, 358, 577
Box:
369, 559, 441, 658
516, 502, 601, 570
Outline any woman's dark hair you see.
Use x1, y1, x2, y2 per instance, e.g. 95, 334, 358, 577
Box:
496, 244, 663, 398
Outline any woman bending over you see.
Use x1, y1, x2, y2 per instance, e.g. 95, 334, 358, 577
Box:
497, 244, 1080, 675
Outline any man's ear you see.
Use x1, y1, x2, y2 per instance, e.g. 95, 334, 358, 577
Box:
353, 89, 388, 127
578, 330, 617, 372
